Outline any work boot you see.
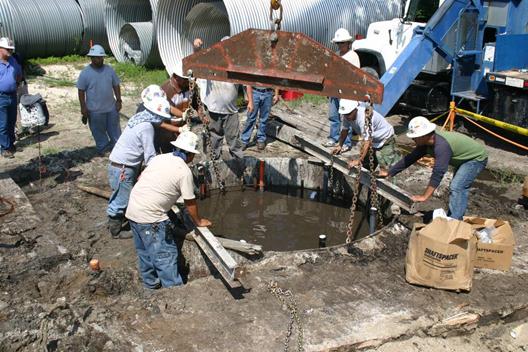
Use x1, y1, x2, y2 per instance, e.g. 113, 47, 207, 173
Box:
108, 217, 123, 237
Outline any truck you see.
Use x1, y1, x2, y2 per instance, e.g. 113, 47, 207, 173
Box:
354, 0, 528, 130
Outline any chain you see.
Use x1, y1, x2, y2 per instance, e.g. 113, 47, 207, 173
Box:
328, 158, 334, 196
186, 74, 226, 193
267, 280, 304, 352
364, 104, 382, 227
269, 0, 283, 31
345, 162, 361, 244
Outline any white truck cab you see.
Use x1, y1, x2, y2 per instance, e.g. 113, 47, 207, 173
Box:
353, 0, 442, 77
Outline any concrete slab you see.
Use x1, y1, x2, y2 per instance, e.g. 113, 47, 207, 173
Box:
0, 176, 40, 239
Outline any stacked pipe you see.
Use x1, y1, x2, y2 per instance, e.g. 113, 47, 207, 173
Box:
156, 0, 401, 76
77, 0, 110, 54
0, 0, 109, 58
104, 0, 162, 67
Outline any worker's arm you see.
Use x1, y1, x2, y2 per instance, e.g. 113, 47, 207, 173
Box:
184, 199, 212, 227
140, 125, 157, 164
413, 138, 452, 202
331, 128, 350, 154
272, 88, 280, 105
113, 84, 122, 112
159, 121, 189, 134
78, 89, 89, 119
386, 146, 427, 178
246, 86, 254, 113
348, 139, 372, 168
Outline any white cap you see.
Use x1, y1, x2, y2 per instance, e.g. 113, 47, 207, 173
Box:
173, 61, 189, 79
170, 131, 201, 154
87, 44, 106, 57
332, 28, 353, 43
141, 85, 167, 104
406, 116, 437, 138
0, 37, 15, 50
339, 99, 360, 114
144, 96, 171, 119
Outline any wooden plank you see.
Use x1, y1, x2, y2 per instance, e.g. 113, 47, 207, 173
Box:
76, 184, 112, 199
193, 227, 245, 288
0, 176, 40, 237
185, 233, 262, 256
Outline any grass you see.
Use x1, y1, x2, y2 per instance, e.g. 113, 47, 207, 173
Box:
42, 146, 60, 155
283, 93, 328, 109
488, 168, 524, 185
28, 55, 86, 66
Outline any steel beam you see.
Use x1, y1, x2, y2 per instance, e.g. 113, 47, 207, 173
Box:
267, 120, 416, 213
193, 226, 245, 288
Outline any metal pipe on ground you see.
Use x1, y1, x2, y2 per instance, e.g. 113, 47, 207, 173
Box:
3, 0, 83, 58
156, 0, 401, 76
119, 22, 153, 65
104, 0, 162, 66
76, 0, 109, 54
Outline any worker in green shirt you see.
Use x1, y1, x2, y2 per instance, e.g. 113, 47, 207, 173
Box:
380, 116, 488, 219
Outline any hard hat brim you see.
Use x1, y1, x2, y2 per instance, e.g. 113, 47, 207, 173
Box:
406, 124, 437, 138
332, 36, 354, 43
170, 140, 200, 155
144, 104, 171, 119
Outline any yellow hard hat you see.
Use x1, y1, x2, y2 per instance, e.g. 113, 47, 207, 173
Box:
271, 0, 281, 10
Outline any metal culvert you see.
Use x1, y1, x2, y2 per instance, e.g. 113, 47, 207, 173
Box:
156, 0, 401, 76
2, 0, 83, 59
76, 0, 110, 54
0, 0, 15, 40
119, 22, 153, 65
104, 0, 162, 67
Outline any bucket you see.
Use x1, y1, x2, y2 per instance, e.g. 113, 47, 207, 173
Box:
281, 90, 304, 101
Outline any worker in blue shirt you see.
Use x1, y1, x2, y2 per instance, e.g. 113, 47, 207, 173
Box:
0, 37, 22, 158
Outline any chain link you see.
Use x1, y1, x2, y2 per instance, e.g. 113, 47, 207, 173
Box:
364, 104, 383, 227
186, 74, 226, 194
345, 162, 361, 244
267, 280, 304, 352
269, 0, 283, 31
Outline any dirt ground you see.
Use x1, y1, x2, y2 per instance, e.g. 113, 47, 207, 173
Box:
1, 62, 527, 351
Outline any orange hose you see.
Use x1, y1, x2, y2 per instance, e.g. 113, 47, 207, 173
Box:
460, 115, 528, 151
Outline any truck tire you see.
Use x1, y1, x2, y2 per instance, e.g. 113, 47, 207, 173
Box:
361, 66, 379, 79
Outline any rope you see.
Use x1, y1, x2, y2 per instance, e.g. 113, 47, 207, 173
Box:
460, 114, 528, 151
429, 111, 448, 124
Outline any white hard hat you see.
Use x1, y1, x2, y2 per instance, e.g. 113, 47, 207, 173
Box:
220, 36, 230, 41
406, 116, 437, 138
170, 131, 201, 154
332, 28, 353, 43
141, 85, 167, 104
87, 44, 107, 57
144, 96, 171, 119
339, 99, 360, 114
173, 61, 189, 79
0, 37, 15, 50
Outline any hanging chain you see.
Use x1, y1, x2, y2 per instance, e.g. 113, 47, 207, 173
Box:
267, 280, 304, 352
364, 104, 382, 227
328, 158, 334, 196
345, 162, 361, 244
186, 74, 226, 193
269, 0, 283, 31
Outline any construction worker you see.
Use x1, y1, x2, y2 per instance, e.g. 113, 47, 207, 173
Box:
323, 28, 360, 151
0, 37, 22, 158
332, 99, 399, 174
199, 36, 245, 160
107, 91, 183, 239
160, 63, 190, 118
126, 131, 212, 289
380, 116, 488, 219
240, 85, 280, 151
77, 44, 122, 155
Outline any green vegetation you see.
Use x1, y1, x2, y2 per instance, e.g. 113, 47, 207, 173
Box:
489, 168, 524, 185
28, 55, 85, 66
112, 60, 168, 86
284, 93, 328, 109
42, 146, 60, 155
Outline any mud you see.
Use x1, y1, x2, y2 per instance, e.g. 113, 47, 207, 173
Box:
198, 188, 368, 251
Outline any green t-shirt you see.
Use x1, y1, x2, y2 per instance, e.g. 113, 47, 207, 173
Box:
433, 129, 488, 168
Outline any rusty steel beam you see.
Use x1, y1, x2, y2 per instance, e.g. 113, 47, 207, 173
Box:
183, 29, 383, 104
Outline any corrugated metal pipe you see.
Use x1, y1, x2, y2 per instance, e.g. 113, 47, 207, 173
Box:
76, 0, 110, 54
156, 0, 401, 76
1, 0, 84, 59
105, 0, 162, 67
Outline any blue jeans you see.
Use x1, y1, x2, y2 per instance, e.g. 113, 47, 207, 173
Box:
107, 163, 139, 218
0, 93, 17, 152
88, 109, 121, 154
448, 158, 487, 220
130, 219, 183, 289
241, 89, 273, 144
328, 97, 351, 146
